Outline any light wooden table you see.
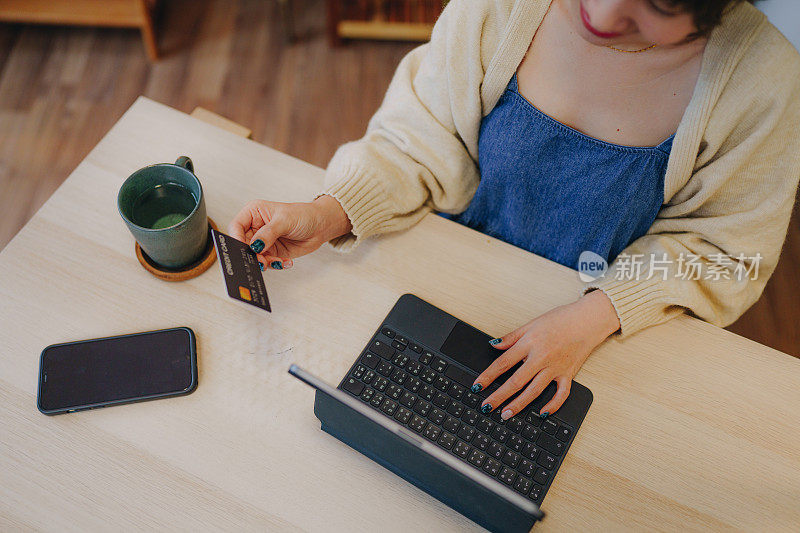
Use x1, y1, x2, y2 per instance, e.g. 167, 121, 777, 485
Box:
1, 97, 799, 532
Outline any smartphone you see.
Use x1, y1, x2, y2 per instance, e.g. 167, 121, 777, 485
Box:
37, 327, 198, 415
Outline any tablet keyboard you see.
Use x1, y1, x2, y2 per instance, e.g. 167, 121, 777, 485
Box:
338, 325, 578, 505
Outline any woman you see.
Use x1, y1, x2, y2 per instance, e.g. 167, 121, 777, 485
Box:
230, 0, 800, 419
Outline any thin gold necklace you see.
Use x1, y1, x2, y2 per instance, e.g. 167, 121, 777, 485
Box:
606, 43, 657, 53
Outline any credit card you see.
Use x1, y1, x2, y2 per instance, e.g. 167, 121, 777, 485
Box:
211, 229, 271, 312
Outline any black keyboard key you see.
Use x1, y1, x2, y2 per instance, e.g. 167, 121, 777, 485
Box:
423, 425, 442, 442
457, 426, 475, 442
443, 416, 460, 434
420, 384, 436, 402
483, 458, 502, 477
405, 376, 421, 393
432, 358, 448, 373
529, 485, 542, 502
498, 467, 517, 486
508, 435, 525, 452
361, 352, 379, 369
428, 408, 446, 425
400, 391, 416, 409
517, 459, 535, 478
362, 369, 376, 384
521, 424, 541, 442
556, 425, 572, 442
514, 476, 533, 495
537, 452, 557, 470
369, 340, 395, 359
433, 392, 450, 409
409, 343, 423, 353
533, 467, 551, 486
409, 415, 427, 433
491, 426, 510, 443
395, 407, 413, 424
444, 365, 475, 388
462, 393, 481, 409
391, 353, 409, 368
522, 443, 540, 461
487, 442, 504, 459
446, 402, 464, 417
507, 417, 524, 434
380, 398, 398, 416
502, 450, 521, 468
421, 368, 437, 384
361, 388, 375, 402
386, 384, 403, 400
473, 433, 490, 451
491, 410, 506, 424
542, 419, 558, 435
438, 431, 456, 450
380, 326, 395, 338
413, 401, 432, 417
391, 340, 406, 351
395, 334, 409, 345
370, 393, 384, 407
453, 441, 471, 459
447, 383, 465, 400
419, 351, 433, 365
468, 449, 486, 467
390, 368, 407, 385
476, 418, 495, 434
434, 375, 451, 392
373, 377, 389, 392
537, 432, 566, 456
525, 413, 542, 426
376, 360, 393, 376
461, 409, 479, 426
343, 377, 365, 396
406, 361, 422, 376
352, 364, 366, 379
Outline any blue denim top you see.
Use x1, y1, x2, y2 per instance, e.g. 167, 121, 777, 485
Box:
439, 73, 674, 269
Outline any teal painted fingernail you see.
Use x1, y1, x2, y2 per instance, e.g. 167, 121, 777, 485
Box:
250, 239, 265, 253
539, 411, 549, 419
270, 261, 283, 270
489, 338, 502, 345
471, 383, 482, 393
258, 262, 265, 271
480, 403, 493, 414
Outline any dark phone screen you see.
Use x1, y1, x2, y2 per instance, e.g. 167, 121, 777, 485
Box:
38, 328, 194, 412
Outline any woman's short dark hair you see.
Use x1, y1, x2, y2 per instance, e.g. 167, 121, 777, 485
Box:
665, 0, 758, 39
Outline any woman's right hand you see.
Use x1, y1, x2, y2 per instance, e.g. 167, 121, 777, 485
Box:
227, 194, 352, 270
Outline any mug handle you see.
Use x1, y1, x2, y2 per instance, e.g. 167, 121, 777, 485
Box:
175, 156, 194, 173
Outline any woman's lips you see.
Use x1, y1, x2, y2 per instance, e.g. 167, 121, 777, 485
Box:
580, 3, 623, 39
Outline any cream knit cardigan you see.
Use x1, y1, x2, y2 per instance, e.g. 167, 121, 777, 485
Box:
317, 0, 800, 338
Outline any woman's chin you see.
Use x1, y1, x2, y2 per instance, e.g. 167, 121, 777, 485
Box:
578, 30, 654, 50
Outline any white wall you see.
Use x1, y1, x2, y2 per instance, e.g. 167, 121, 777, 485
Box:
757, 0, 800, 51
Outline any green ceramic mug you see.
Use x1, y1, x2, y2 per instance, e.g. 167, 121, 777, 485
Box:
117, 156, 208, 269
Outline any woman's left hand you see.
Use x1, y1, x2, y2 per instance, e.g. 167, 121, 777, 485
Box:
472, 290, 620, 420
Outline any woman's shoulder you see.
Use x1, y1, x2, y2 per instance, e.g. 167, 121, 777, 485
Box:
727, 3, 800, 95
706, 3, 800, 138
435, 1, 525, 44
434, 0, 536, 71
746, 20, 800, 81
440, 0, 517, 24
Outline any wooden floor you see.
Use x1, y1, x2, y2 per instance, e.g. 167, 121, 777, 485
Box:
0, 0, 797, 356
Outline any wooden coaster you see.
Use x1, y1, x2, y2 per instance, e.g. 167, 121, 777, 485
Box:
135, 217, 219, 282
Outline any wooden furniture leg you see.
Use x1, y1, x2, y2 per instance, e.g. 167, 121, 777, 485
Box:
138, 0, 158, 61
326, 0, 342, 47
277, 0, 296, 43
